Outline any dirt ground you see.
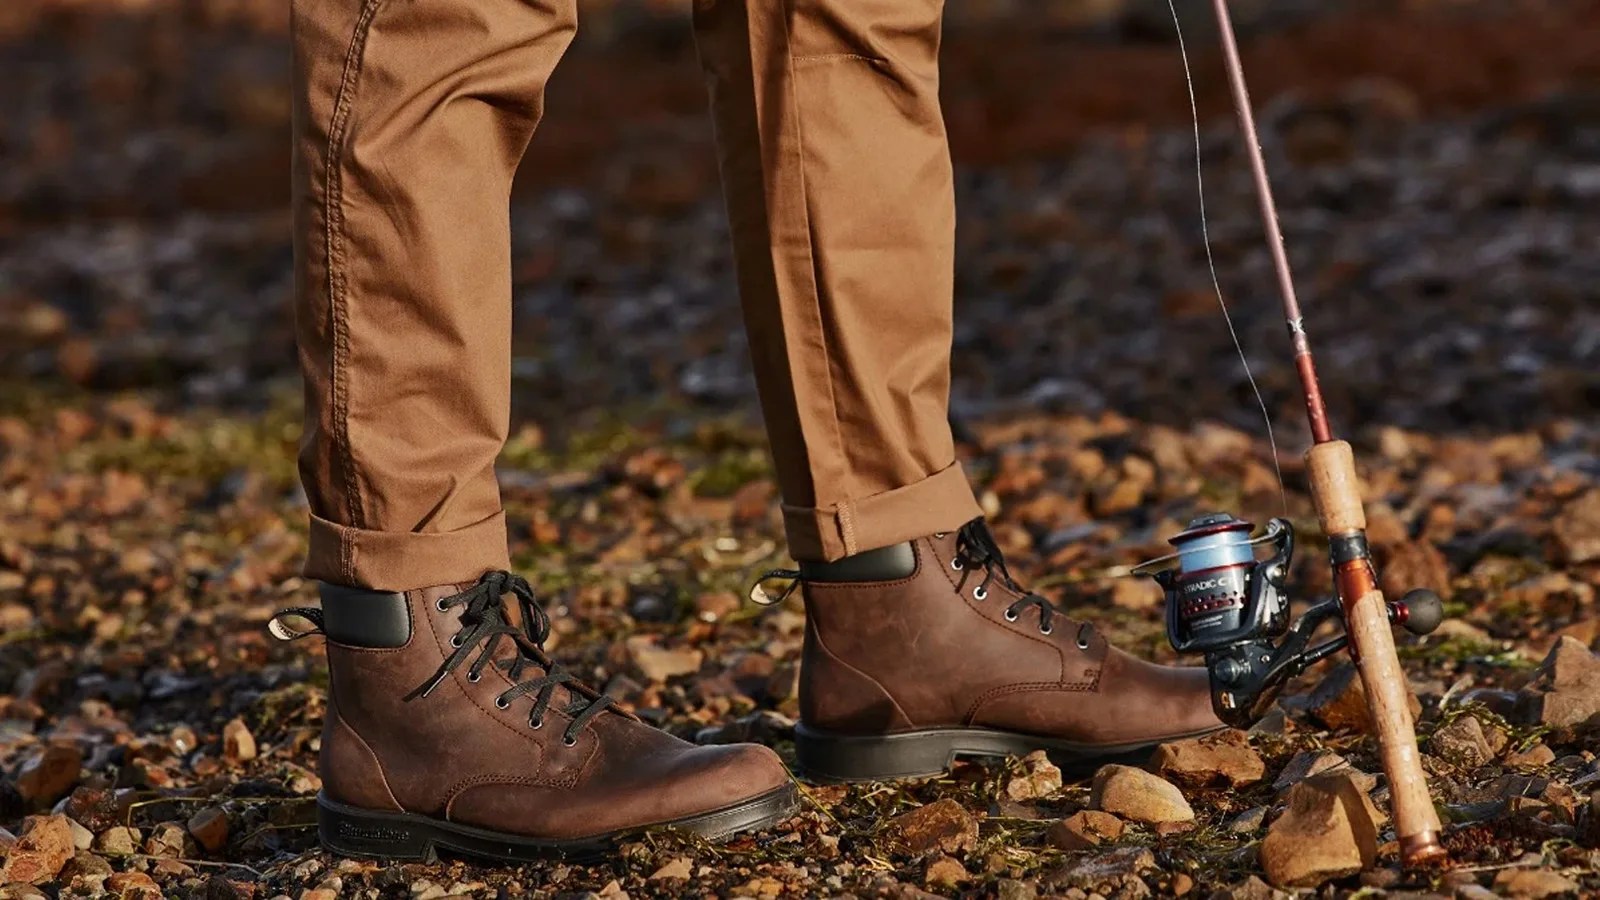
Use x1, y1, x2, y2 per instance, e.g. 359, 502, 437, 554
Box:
1, 1, 1598, 898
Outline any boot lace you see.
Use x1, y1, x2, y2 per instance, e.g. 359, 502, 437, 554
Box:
952, 520, 1095, 651
407, 571, 613, 745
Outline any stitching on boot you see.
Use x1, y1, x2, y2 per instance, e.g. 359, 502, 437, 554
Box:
332, 710, 404, 812
806, 617, 914, 730
323, 0, 388, 558
965, 679, 1098, 726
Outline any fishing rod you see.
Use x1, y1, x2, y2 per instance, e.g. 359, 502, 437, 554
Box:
1138, 0, 1448, 869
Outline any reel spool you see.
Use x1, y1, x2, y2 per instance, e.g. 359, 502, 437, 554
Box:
1141, 513, 1443, 726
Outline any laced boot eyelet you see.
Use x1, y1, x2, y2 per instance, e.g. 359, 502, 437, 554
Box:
467, 671, 482, 683
562, 735, 578, 747
529, 716, 543, 730
973, 586, 988, 601
494, 695, 511, 710
449, 633, 464, 648
951, 558, 964, 571
1078, 636, 1091, 650
1004, 610, 1019, 623
934, 532, 947, 538
435, 598, 450, 612
1039, 623, 1052, 635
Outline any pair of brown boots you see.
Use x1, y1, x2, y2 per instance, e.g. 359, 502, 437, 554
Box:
276, 520, 1222, 862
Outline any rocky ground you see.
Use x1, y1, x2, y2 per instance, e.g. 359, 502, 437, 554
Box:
2, 1, 1599, 898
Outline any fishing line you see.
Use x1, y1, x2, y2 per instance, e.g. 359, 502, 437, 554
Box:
1165, 0, 1289, 517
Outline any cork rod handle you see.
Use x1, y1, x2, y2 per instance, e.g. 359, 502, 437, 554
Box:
1307, 441, 1445, 866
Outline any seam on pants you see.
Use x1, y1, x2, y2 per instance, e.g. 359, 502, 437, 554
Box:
323, 0, 388, 582
775, 4, 853, 528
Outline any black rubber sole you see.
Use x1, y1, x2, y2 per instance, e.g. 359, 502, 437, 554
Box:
317, 784, 799, 863
794, 723, 1225, 783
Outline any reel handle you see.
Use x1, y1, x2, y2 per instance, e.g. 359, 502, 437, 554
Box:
1397, 589, 1444, 636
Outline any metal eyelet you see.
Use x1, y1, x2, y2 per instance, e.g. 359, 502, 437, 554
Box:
1040, 624, 1053, 635
435, 598, 450, 612
494, 696, 510, 710
467, 671, 482, 683
529, 716, 543, 730
1004, 610, 1019, 623
1078, 636, 1091, 650
449, 633, 464, 648
951, 558, 964, 571
934, 532, 947, 538
973, 586, 988, 601
562, 736, 578, 747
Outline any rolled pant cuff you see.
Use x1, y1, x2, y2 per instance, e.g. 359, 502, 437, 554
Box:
782, 461, 983, 562
305, 511, 512, 591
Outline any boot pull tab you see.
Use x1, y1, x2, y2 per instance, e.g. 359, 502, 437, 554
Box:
268, 607, 325, 641
749, 569, 801, 606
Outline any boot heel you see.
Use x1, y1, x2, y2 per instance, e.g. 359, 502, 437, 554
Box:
318, 795, 436, 862
794, 724, 959, 783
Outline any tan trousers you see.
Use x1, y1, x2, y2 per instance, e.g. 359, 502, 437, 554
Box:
293, 0, 982, 590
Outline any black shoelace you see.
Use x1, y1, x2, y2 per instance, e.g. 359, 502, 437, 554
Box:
407, 571, 613, 746
951, 520, 1095, 651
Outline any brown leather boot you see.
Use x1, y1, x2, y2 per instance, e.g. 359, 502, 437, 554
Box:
271, 572, 796, 861
790, 520, 1225, 781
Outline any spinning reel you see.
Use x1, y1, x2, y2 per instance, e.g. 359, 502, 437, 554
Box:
1138, 514, 1444, 727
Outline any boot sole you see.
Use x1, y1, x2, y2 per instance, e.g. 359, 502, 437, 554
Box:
794, 723, 1226, 783
317, 783, 799, 863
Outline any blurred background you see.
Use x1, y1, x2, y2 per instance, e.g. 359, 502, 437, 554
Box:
2, 1, 1599, 896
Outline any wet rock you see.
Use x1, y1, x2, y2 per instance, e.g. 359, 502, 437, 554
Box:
1551, 488, 1600, 563
1430, 715, 1496, 768
0, 815, 74, 885
1491, 867, 1580, 898
187, 807, 230, 853
624, 636, 704, 682
1004, 750, 1063, 801
1514, 636, 1600, 727
922, 855, 969, 889
1304, 662, 1423, 734
882, 798, 978, 857
1150, 729, 1264, 789
222, 718, 257, 763
1045, 810, 1124, 851
1090, 765, 1194, 826
1259, 772, 1382, 888
14, 743, 82, 808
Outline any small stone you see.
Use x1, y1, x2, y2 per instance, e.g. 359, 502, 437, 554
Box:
1089, 765, 1194, 826
692, 592, 739, 623
222, 718, 257, 763
648, 858, 692, 881
298, 891, 337, 900
623, 636, 704, 682
1552, 488, 1600, 563
1272, 749, 1376, 794
1213, 875, 1292, 900
1514, 636, 1600, 727
66, 819, 91, 851
923, 855, 969, 889
0, 815, 75, 885
1051, 846, 1156, 891
1379, 540, 1453, 602
882, 798, 979, 857
1305, 663, 1423, 734
94, 825, 140, 856
995, 878, 1037, 900
188, 807, 230, 853
1045, 810, 1124, 851
1004, 750, 1063, 801
62, 787, 133, 832
1259, 772, 1383, 888
1430, 715, 1496, 768
105, 871, 162, 900
1227, 806, 1269, 833
14, 744, 82, 810
60, 849, 112, 880
144, 820, 194, 858
1491, 867, 1580, 898
1169, 872, 1194, 896
1150, 729, 1264, 789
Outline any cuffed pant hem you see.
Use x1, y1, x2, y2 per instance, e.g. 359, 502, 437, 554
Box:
782, 461, 983, 562
304, 511, 512, 592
